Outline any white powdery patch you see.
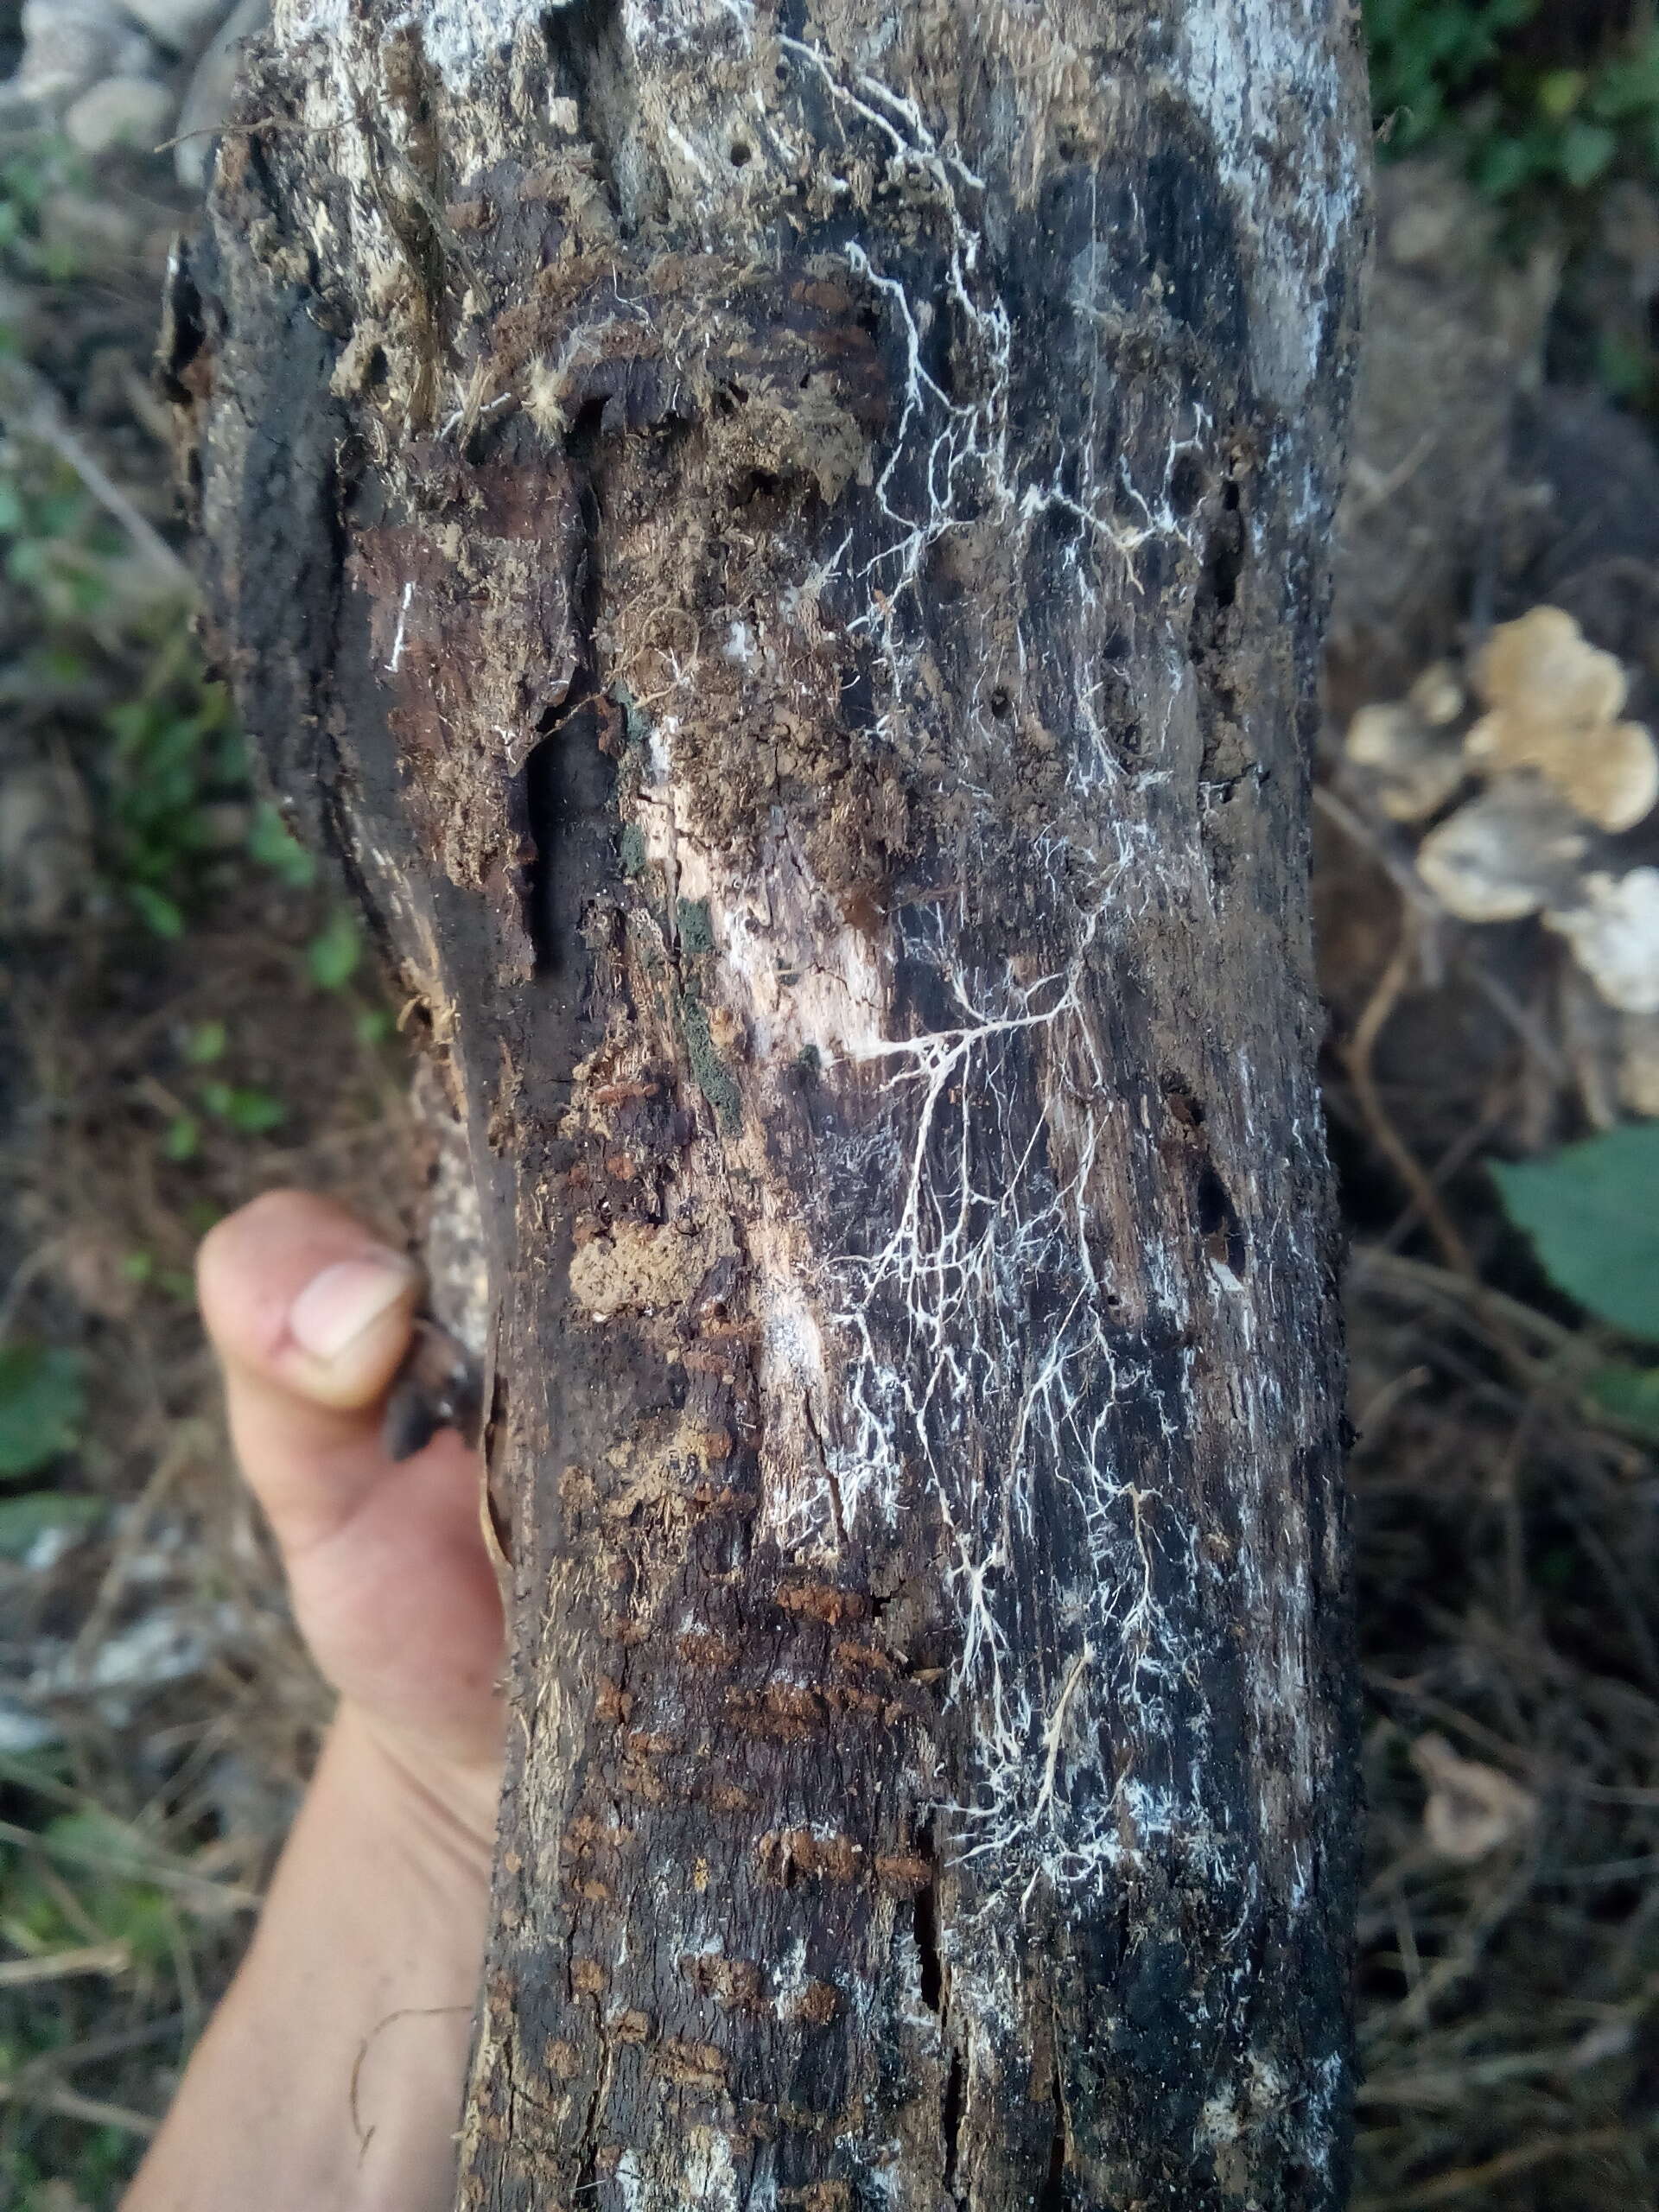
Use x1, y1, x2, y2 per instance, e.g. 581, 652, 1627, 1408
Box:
747, 1215, 846, 1554
275, 0, 539, 85
632, 728, 890, 1070
622, 0, 757, 45
678, 2128, 744, 2211
1173, 0, 1363, 406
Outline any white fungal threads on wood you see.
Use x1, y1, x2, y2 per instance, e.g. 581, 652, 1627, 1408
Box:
214, 3, 1362, 2194
586, 29, 1327, 1929
353, 1, 1325, 1910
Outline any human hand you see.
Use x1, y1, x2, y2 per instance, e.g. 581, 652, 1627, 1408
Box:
124, 1190, 504, 2211
197, 1189, 505, 1855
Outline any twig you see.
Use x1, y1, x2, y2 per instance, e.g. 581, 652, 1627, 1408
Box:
0, 359, 194, 592
0, 1238, 64, 1343
1344, 431, 1441, 526
0, 2075, 156, 2137
1348, 1248, 1592, 1395
0, 1940, 130, 1987
1357, 2125, 1637, 2208
1314, 785, 1443, 931
1374, 1096, 1509, 1261
0, 1815, 258, 1910
1339, 910, 1477, 1276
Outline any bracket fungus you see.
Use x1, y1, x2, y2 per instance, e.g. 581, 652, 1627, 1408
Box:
1544, 868, 1659, 1017
1411, 1734, 1538, 1866
1344, 661, 1466, 822
1414, 784, 1590, 922
1465, 605, 1659, 834
1344, 606, 1659, 1114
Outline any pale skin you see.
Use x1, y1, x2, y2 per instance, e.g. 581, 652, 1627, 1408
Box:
122, 1190, 507, 2212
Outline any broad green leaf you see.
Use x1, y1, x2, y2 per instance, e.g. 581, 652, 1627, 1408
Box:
1471, 131, 1535, 197
0, 1344, 86, 1479
1491, 1124, 1659, 1343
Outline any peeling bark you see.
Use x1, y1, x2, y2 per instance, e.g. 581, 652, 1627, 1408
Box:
170, 3, 1370, 2205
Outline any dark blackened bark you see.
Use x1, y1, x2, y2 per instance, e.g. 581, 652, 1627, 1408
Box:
172, 3, 1369, 2205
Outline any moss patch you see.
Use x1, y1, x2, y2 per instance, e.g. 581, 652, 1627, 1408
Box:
676, 896, 715, 954
679, 995, 741, 1133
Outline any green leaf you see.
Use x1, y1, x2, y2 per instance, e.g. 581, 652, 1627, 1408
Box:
1472, 130, 1535, 197
1596, 331, 1654, 401
355, 1007, 394, 1046
1491, 1124, 1659, 1343
219, 1086, 285, 1136
0, 1344, 86, 1479
184, 1019, 227, 1065
163, 1112, 200, 1163
1536, 68, 1586, 121
6, 537, 48, 585
42, 1809, 154, 1884
0, 1490, 103, 1559
1557, 118, 1617, 188
130, 883, 184, 938
1586, 1362, 1659, 1443
307, 910, 360, 992
248, 801, 316, 889
1591, 33, 1659, 121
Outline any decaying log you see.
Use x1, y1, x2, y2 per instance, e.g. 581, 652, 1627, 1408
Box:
169, 3, 1369, 2204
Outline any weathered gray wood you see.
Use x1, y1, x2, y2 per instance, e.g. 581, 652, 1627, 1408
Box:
169, 4, 1369, 2205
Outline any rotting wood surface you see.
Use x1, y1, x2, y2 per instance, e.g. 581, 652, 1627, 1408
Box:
168, 3, 1370, 2205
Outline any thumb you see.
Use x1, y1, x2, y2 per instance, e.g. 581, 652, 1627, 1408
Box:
196, 1189, 423, 1558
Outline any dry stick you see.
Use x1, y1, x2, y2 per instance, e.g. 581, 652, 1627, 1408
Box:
0, 1239, 66, 1343
1341, 909, 1478, 1277
1358, 2124, 1637, 2209
0, 1941, 131, 1987
16, 2012, 186, 2078
1351, 1249, 1582, 1360
1373, 1093, 1510, 1261
0, 2075, 157, 2138
69, 1427, 198, 1679
1314, 785, 1445, 933
1350, 1248, 1608, 1421
0, 1816, 258, 1911
0, 360, 193, 594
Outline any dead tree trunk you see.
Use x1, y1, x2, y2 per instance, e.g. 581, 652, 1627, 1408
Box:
169, 3, 1369, 2204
